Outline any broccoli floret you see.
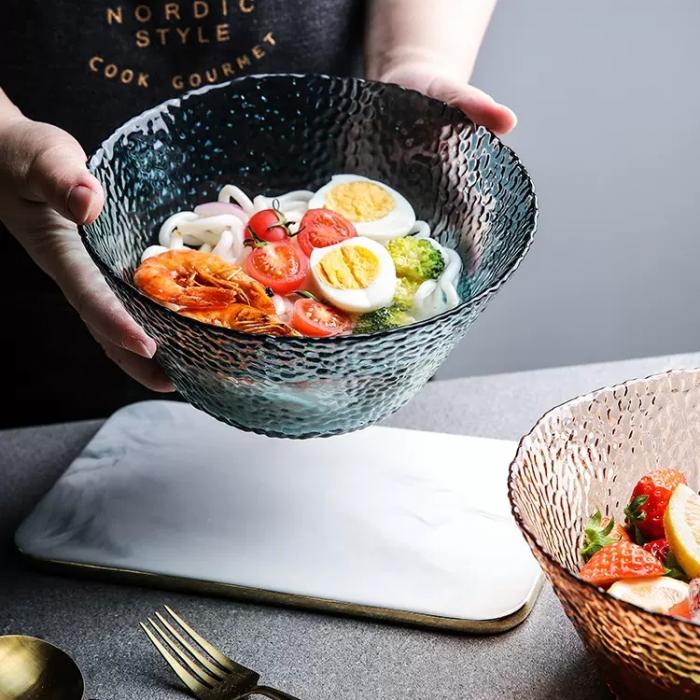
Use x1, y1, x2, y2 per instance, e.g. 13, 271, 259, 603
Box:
387, 237, 445, 282
393, 277, 421, 310
353, 305, 416, 335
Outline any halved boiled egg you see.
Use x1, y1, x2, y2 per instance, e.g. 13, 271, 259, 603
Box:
310, 237, 396, 313
307, 174, 416, 243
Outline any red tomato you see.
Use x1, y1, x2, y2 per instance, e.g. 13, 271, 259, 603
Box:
247, 208, 289, 242
297, 208, 356, 257
244, 241, 308, 295
291, 298, 353, 337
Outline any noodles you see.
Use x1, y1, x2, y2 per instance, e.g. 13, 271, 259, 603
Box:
151, 185, 316, 266
271, 294, 294, 323
411, 243, 460, 320
144, 182, 463, 326
409, 220, 431, 239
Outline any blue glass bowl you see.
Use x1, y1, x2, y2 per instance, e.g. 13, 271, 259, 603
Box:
81, 74, 537, 438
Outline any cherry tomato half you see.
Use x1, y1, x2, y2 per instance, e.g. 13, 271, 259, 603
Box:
246, 208, 289, 242
297, 208, 356, 257
244, 241, 309, 295
291, 298, 353, 337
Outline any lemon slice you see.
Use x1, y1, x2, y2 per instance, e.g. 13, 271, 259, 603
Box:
608, 576, 689, 613
664, 484, 700, 578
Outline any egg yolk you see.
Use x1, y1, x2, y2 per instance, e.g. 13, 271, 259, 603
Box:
316, 246, 380, 289
325, 181, 394, 222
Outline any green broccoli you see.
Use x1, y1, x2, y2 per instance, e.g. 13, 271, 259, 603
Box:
353, 305, 416, 335
393, 277, 421, 310
387, 237, 445, 283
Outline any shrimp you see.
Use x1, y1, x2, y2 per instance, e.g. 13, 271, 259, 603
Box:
133, 249, 275, 313
182, 304, 299, 337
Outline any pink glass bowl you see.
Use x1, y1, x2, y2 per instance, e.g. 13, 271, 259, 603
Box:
509, 369, 700, 699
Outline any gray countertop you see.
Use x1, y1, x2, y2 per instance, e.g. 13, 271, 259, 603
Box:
3, 352, 700, 700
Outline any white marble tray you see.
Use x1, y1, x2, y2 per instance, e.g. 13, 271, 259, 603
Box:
15, 401, 542, 631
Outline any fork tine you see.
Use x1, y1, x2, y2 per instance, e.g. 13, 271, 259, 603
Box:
155, 611, 226, 679
148, 617, 221, 687
140, 621, 210, 697
164, 605, 238, 673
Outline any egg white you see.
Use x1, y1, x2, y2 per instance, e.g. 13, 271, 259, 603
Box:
307, 174, 416, 243
310, 237, 397, 313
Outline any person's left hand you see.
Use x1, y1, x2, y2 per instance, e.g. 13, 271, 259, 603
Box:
377, 61, 517, 136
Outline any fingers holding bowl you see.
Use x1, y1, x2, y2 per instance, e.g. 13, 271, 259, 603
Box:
90, 329, 175, 393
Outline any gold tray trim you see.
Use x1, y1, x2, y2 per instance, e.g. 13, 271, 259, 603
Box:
18, 547, 543, 634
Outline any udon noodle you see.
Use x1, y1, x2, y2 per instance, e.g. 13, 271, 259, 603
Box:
141, 184, 462, 323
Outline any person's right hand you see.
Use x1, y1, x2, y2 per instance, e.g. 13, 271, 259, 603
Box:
0, 114, 174, 391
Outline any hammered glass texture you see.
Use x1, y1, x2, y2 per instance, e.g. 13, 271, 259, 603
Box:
81, 74, 536, 438
509, 370, 700, 700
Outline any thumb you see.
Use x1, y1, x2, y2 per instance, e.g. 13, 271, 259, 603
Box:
22, 125, 104, 225
419, 75, 517, 136
379, 64, 517, 136
444, 83, 518, 136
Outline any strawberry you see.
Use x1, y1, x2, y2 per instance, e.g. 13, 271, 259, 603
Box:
579, 541, 665, 588
581, 511, 631, 562
625, 468, 687, 542
643, 538, 671, 564
613, 521, 633, 543
668, 579, 700, 621
643, 538, 688, 580
690, 578, 700, 617
668, 598, 691, 619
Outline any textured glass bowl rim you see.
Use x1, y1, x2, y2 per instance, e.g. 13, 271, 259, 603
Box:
507, 367, 700, 632
81, 73, 538, 344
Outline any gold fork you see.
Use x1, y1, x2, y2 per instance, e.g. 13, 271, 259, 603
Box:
141, 605, 301, 700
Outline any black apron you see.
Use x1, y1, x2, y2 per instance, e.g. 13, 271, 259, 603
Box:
2, 0, 364, 427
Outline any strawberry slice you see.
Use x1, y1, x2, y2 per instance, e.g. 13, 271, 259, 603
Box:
579, 541, 665, 588
625, 468, 687, 542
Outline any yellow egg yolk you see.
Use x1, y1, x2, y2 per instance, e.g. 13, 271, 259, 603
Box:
316, 246, 380, 289
325, 181, 394, 222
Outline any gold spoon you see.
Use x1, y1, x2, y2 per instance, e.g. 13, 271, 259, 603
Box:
0, 636, 85, 700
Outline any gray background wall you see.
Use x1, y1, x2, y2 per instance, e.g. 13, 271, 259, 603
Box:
437, 0, 700, 379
